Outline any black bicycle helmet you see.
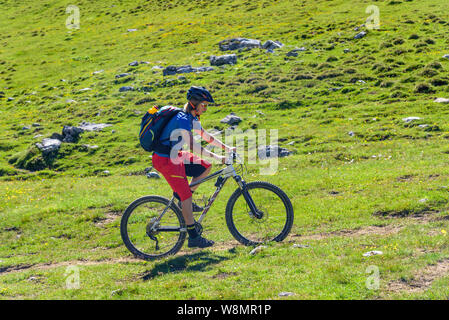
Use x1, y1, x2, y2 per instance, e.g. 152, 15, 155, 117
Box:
186, 86, 215, 104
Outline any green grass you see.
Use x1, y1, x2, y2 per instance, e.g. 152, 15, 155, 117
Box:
1, 0, 449, 299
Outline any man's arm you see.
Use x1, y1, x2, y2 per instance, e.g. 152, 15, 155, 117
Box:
180, 129, 226, 163
195, 128, 235, 153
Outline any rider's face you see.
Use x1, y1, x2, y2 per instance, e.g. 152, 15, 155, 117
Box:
196, 101, 209, 115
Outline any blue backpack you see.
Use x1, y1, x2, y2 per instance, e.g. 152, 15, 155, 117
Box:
139, 105, 182, 153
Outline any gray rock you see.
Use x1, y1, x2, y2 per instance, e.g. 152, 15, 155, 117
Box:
111, 289, 123, 296
262, 40, 284, 50
278, 292, 295, 297
152, 65, 164, 70
128, 61, 139, 66
162, 65, 214, 76
344, 48, 351, 53
115, 73, 131, 79
249, 245, 267, 255
7, 97, 14, 101
402, 116, 421, 123
220, 113, 242, 125
434, 98, 449, 104
258, 145, 292, 159
82, 144, 99, 149
92, 70, 104, 75
66, 99, 77, 103
32, 123, 41, 127
348, 131, 355, 137
443, 54, 449, 60
363, 250, 383, 257
36, 138, 62, 155
62, 126, 84, 142
119, 86, 134, 92
354, 31, 367, 39
195, 66, 214, 73
218, 38, 262, 51
21, 126, 31, 131
103, 170, 110, 175
209, 54, 237, 66
292, 244, 310, 248
127, 29, 138, 32
78, 122, 112, 132
78, 88, 92, 92
27, 276, 40, 282
146, 172, 160, 179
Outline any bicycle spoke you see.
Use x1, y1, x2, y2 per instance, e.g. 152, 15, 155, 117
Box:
121, 196, 185, 259
228, 183, 291, 244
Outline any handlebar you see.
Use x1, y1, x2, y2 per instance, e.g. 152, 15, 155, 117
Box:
225, 151, 242, 165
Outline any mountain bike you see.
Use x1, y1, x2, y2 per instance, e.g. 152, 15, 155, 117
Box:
120, 152, 294, 260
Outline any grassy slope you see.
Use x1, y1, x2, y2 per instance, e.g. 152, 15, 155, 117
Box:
1, 0, 449, 299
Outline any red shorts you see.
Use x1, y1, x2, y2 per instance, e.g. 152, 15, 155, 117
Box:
152, 151, 211, 201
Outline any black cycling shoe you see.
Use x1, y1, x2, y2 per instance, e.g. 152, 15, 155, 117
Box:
188, 235, 215, 248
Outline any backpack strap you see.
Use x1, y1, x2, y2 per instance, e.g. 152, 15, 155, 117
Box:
153, 141, 172, 156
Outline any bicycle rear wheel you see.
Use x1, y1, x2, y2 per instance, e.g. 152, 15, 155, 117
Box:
120, 196, 186, 260
225, 181, 294, 246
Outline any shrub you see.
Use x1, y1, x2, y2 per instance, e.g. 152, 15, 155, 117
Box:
275, 100, 302, 109
414, 83, 435, 93
420, 68, 439, 77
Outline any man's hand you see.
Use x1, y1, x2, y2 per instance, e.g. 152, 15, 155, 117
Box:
226, 146, 237, 153
217, 155, 227, 164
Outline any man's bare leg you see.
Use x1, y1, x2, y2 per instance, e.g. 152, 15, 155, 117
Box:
181, 197, 194, 225
190, 166, 211, 192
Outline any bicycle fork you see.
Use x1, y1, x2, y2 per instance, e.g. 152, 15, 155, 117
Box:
234, 176, 263, 219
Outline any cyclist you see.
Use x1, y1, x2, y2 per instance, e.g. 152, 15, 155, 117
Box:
152, 86, 235, 248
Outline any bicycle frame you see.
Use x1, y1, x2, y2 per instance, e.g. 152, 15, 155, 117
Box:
154, 162, 261, 232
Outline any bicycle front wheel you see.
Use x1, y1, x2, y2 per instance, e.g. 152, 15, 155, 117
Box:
120, 196, 186, 260
225, 181, 294, 246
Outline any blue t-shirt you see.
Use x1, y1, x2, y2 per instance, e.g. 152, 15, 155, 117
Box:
155, 111, 201, 157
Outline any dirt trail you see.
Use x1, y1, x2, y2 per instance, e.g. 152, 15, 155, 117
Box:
0, 212, 444, 279
0, 257, 140, 276
289, 224, 404, 241
386, 259, 449, 294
